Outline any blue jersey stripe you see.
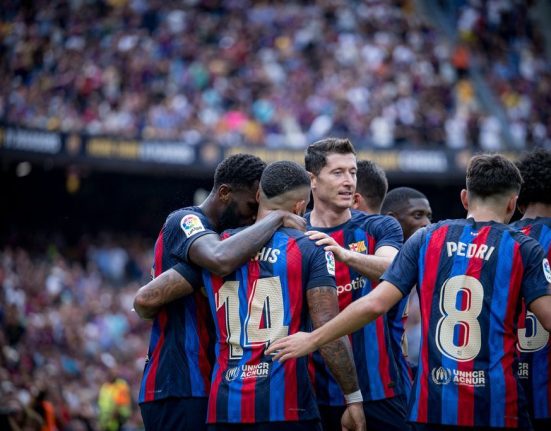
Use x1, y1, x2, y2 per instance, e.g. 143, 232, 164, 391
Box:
440, 225, 472, 424
488, 231, 515, 426
532, 350, 549, 416
184, 302, 204, 395
139, 318, 161, 402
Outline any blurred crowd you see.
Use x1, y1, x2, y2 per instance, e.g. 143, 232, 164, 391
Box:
0, 234, 153, 430
452, 0, 551, 150
1, 0, 549, 150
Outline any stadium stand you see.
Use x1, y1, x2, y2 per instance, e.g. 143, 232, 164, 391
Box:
2, 0, 549, 150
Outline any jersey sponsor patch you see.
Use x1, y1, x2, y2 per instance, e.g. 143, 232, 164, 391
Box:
180, 214, 205, 238
325, 251, 335, 276
543, 258, 551, 283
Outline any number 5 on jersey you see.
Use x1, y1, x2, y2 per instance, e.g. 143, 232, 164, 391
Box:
216, 277, 289, 359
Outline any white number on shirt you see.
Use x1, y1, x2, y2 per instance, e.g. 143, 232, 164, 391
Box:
216, 277, 289, 359
517, 310, 549, 352
435, 275, 483, 361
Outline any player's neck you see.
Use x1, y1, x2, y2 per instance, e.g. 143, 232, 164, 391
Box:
310, 200, 351, 228
521, 203, 551, 220
198, 193, 220, 231
466, 207, 509, 224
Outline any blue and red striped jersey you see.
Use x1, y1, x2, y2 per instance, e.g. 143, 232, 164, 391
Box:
382, 218, 551, 428
387, 294, 413, 393
202, 227, 336, 424
511, 217, 551, 420
138, 206, 215, 404
306, 210, 405, 404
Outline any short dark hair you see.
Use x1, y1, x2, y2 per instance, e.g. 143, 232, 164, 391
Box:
261, 161, 311, 199
466, 154, 522, 198
304, 137, 356, 175
356, 160, 388, 211
516, 149, 551, 207
381, 187, 427, 214
213, 154, 266, 189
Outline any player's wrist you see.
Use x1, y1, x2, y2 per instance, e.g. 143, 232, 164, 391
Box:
344, 389, 363, 405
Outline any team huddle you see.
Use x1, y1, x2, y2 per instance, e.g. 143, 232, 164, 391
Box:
133, 138, 551, 431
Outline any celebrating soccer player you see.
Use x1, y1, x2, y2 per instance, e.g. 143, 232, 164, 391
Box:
135, 154, 305, 431
303, 139, 409, 431
268, 153, 551, 431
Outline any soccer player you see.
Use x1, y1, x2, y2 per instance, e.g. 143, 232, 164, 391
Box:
136, 154, 306, 431
511, 149, 551, 431
303, 138, 409, 431
268, 153, 551, 431
382, 187, 433, 379
381, 188, 433, 243
352, 160, 388, 214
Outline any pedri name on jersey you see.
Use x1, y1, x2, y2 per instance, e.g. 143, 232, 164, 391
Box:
446, 241, 495, 261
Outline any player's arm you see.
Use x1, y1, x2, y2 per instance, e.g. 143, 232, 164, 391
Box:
307, 286, 359, 394
306, 286, 366, 431
189, 210, 306, 277
307, 230, 397, 282
269, 281, 404, 361
529, 294, 551, 332
133, 268, 195, 319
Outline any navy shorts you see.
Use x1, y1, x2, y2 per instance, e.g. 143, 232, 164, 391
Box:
140, 397, 208, 431
319, 395, 409, 431
207, 420, 322, 431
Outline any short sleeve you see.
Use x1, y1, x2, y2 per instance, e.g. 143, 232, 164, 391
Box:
306, 243, 337, 291
371, 216, 403, 251
380, 228, 424, 296
520, 238, 551, 306
172, 262, 203, 291
165, 209, 217, 263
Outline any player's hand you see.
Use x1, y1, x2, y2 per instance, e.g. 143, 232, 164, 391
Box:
306, 231, 349, 262
280, 211, 307, 232
265, 332, 316, 362
341, 403, 366, 431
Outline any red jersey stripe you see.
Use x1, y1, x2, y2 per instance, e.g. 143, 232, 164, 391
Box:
417, 225, 449, 422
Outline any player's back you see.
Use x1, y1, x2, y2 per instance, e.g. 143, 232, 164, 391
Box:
407, 217, 547, 428
511, 217, 551, 421
139, 206, 214, 404
202, 227, 335, 424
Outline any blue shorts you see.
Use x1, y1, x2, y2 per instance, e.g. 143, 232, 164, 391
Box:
207, 420, 322, 431
319, 395, 409, 431
140, 397, 208, 431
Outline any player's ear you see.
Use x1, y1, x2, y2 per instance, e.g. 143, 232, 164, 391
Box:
294, 200, 307, 217
460, 189, 469, 210
218, 184, 231, 204
507, 194, 518, 216
308, 172, 317, 189
352, 192, 361, 209
256, 188, 261, 203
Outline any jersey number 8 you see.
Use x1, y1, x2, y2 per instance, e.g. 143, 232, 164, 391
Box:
436, 275, 483, 362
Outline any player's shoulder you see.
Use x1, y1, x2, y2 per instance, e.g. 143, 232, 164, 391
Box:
349, 210, 400, 230
166, 206, 212, 231
510, 217, 551, 231
278, 227, 323, 254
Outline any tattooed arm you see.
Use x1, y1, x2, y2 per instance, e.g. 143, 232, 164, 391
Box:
307, 286, 366, 431
306, 286, 360, 395
189, 210, 306, 277
133, 269, 194, 319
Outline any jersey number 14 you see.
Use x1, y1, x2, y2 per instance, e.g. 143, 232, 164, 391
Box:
216, 276, 290, 359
